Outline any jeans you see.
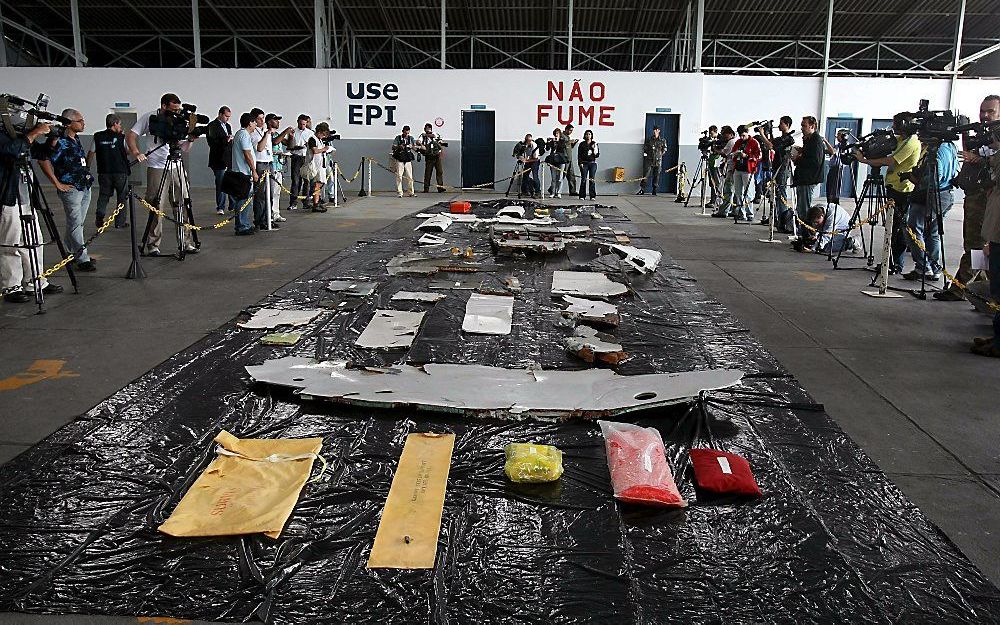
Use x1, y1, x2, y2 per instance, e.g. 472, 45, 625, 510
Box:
96, 173, 128, 227
795, 183, 819, 223
56, 187, 91, 263
520, 162, 539, 196
212, 168, 236, 213
990, 241, 1000, 338
234, 184, 254, 233
715, 171, 735, 216
579, 161, 597, 199
548, 163, 564, 195
733, 171, 754, 220
708, 164, 722, 206
886, 187, 911, 273
289, 155, 305, 207
907, 188, 954, 274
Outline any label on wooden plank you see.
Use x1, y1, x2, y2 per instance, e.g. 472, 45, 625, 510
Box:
367, 432, 455, 569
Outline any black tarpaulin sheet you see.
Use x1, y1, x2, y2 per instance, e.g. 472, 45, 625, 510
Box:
0, 200, 997, 624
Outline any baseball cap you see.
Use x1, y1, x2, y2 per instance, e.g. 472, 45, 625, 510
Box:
265, 113, 282, 122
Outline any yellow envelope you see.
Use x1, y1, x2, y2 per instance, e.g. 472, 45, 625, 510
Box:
159, 430, 324, 539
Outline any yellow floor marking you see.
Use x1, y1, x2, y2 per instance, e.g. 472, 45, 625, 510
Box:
0, 359, 79, 392
240, 258, 277, 269
794, 271, 828, 282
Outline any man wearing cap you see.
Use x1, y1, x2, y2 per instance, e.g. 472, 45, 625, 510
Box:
264, 113, 293, 224
289, 114, 314, 211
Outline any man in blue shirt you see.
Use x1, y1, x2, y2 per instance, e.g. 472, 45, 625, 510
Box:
903, 139, 960, 281
231, 112, 258, 235
38, 108, 96, 272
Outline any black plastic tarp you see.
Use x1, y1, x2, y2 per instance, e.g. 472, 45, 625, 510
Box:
0, 200, 998, 624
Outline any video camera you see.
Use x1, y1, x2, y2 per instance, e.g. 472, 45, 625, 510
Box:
956, 119, 1000, 151
771, 131, 797, 152
321, 130, 342, 145
0, 93, 70, 139
148, 103, 210, 142
900, 99, 969, 142
747, 119, 774, 138
697, 130, 726, 153
841, 128, 896, 166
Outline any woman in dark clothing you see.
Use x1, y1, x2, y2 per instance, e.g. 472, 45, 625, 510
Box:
578, 130, 599, 200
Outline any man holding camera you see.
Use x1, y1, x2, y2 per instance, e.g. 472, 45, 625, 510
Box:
249, 109, 277, 230
305, 122, 335, 212
903, 131, 960, 281
264, 113, 293, 225
87, 113, 129, 230
1, 122, 63, 303
792, 116, 825, 226
288, 114, 314, 210
391, 126, 416, 198
639, 127, 666, 196
972, 130, 1000, 357
561, 124, 579, 197
711, 126, 737, 217
516, 134, 541, 198
127, 93, 197, 256
38, 108, 96, 272
206, 106, 235, 216
545, 128, 568, 198
759, 116, 795, 230
419, 123, 447, 193
793, 202, 856, 254
855, 113, 920, 275
938, 95, 1000, 300
730, 125, 761, 222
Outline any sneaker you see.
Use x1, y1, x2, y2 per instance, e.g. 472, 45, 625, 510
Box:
288, 205, 298, 211
184, 246, 199, 254
235, 228, 255, 236
76, 260, 97, 272
216, 209, 226, 215
312, 205, 328, 213
274, 216, 287, 223
901, 270, 937, 281
2, 288, 30, 303
932, 289, 964, 301
146, 248, 161, 257
269, 222, 280, 229
398, 193, 404, 198
41, 283, 64, 294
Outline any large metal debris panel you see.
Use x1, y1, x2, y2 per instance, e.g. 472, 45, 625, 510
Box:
0, 199, 997, 625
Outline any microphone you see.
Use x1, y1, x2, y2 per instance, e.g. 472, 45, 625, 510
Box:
30, 110, 72, 124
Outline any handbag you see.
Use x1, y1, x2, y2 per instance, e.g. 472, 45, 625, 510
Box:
300, 161, 319, 180
220, 170, 252, 199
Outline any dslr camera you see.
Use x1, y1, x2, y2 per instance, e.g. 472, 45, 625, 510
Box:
149, 103, 210, 142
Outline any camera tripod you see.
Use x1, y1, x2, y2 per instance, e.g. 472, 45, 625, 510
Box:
140, 143, 200, 260
0, 153, 78, 314
905, 137, 949, 299
504, 159, 533, 199
684, 150, 716, 215
829, 171, 886, 269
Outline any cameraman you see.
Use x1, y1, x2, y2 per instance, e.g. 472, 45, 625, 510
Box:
972, 129, 1000, 357
639, 126, 666, 196
266, 114, 293, 224
562, 124, 579, 196
419, 123, 446, 193
854, 112, 920, 274
730, 125, 761, 222
391, 125, 416, 198
902, 130, 960, 281
38, 108, 96, 272
792, 202, 856, 254
87, 113, 129, 229
939, 95, 1000, 300
711, 125, 737, 217
305, 122, 335, 212
288, 114, 313, 210
127, 93, 198, 256
1, 122, 63, 303
792, 116, 825, 225
759, 116, 795, 230
706, 125, 723, 207
545, 128, 568, 198
515, 134, 540, 198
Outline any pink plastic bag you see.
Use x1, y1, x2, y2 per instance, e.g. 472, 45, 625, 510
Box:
599, 420, 687, 508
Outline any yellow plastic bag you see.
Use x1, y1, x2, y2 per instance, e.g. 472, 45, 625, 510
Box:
158, 430, 324, 539
504, 443, 563, 483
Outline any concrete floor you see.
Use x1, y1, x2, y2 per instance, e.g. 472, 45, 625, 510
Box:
0, 185, 997, 623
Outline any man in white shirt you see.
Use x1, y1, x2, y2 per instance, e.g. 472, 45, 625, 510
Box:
126, 92, 198, 256
793, 202, 856, 253
305, 122, 336, 212
248, 108, 276, 230
288, 114, 314, 210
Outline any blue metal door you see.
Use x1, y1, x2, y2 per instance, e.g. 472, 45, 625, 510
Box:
461, 110, 495, 188
824, 117, 862, 199
644, 113, 680, 193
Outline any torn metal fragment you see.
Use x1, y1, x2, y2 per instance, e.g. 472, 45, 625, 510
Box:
561, 295, 620, 327
497, 205, 526, 218
551, 270, 628, 298
391, 291, 447, 303
417, 233, 447, 246
564, 326, 627, 365
326, 280, 377, 297
238, 308, 322, 329
355, 310, 426, 349
462, 293, 514, 335
245, 356, 744, 419
414, 215, 453, 232
606, 244, 662, 273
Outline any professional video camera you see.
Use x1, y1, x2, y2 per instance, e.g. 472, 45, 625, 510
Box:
0, 93, 70, 138
148, 103, 209, 142
697, 130, 726, 153
957, 119, 1000, 151
747, 119, 774, 138
901, 99, 969, 142
841, 128, 896, 165
321, 130, 342, 144
771, 131, 797, 152
512, 141, 527, 158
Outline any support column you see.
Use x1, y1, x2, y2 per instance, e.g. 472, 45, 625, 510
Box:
440, 0, 446, 69
567, 0, 573, 71
948, 0, 967, 110
694, 0, 704, 72
191, 0, 202, 68
70, 0, 83, 66
314, 0, 328, 69
818, 0, 834, 129
0, 1, 8, 67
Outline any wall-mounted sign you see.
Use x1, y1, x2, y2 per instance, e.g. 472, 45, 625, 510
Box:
347, 82, 398, 126
536, 80, 615, 127
655, 107, 671, 113
113, 102, 131, 109
470, 104, 487, 110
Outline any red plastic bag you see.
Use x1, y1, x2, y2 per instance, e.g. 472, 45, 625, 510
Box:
598, 420, 687, 508
689, 448, 762, 497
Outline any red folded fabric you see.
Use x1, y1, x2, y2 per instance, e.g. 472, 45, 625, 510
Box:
599, 421, 687, 508
689, 448, 761, 497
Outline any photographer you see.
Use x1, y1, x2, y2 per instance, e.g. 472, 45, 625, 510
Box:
249, 109, 276, 230
711, 125, 737, 217
706, 125, 723, 207
231, 112, 258, 235
792, 116, 825, 225
751, 125, 773, 207
206, 106, 235, 216
266, 114, 293, 224
419, 123, 446, 193
854, 112, 920, 275
902, 131, 960, 281
1, 122, 63, 303
305, 122, 335, 212
288, 114, 313, 210
127, 93, 198, 256
972, 131, 1000, 357
577, 130, 599, 201
730, 125, 761, 222
562, 124, 579, 197
516, 134, 541, 199
391, 125, 416, 198
38, 108, 96, 272
939, 95, 1000, 300
759, 116, 795, 230
639, 126, 666, 196
545, 128, 568, 198
792, 202, 856, 254
87, 113, 129, 229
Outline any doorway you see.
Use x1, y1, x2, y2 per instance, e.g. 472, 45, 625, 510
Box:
461, 110, 495, 189
644, 113, 680, 193
824, 117, 862, 200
